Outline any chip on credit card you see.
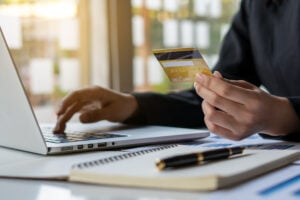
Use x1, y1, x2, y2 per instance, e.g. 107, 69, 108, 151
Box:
153, 48, 212, 82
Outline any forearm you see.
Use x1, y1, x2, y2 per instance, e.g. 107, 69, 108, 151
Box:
261, 97, 300, 142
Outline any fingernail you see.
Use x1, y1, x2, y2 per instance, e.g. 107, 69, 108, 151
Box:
194, 82, 199, 91
213, 71, 222, 78
196, 74, 205, 83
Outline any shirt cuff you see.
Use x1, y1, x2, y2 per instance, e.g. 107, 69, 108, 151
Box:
288, 97, 300, 118
122, 93, 148, 125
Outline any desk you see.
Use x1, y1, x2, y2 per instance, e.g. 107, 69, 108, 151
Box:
3, 108, 300, 200
1, 163, 299, 200
0, 178, 203, 200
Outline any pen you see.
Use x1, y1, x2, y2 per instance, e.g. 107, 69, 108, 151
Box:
156, 146, 245, 170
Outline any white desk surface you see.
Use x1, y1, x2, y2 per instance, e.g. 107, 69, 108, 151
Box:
2, 109, 300, 200
1, 140, 299, 200
0, 178, 203, 200
1, 163, 299, 200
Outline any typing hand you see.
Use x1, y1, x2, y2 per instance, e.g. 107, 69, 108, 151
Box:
53, 86, 138, 133
194, 71, 300, 140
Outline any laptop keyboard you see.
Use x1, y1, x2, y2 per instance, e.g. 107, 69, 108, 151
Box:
42, 127, 126, 143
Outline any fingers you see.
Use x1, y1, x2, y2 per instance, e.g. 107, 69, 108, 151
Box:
53, 101, 83, 133
202, 101, 236, 132
53, 86, 126, 134
56, 91, 81, 116
202, 101, 246, 141
213, 71, 255, 90
197, 82, 244, 114
53, 87, 107, 133
204, 118, 237, 140
197, 71, 270, 140
224, 79, 256, 90
54, 103, 110, 133
213, 71, 223, 79
56, 87, 104, 116
195, 73, 253, 104
79, 108, 110, 123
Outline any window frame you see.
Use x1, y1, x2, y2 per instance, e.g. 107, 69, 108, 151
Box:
87, 0, 133, 92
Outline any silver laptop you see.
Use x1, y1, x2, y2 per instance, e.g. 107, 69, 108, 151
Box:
0, 28, 209, 155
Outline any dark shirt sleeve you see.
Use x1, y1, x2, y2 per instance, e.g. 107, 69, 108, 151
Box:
213, 0, 260, 86
124, 89, 205, 128
288, 97, 300, 119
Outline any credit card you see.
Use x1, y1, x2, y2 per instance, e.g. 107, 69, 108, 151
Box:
153, 48, 212, 82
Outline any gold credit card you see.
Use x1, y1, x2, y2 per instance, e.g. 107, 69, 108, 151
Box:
153, 48, 212, 82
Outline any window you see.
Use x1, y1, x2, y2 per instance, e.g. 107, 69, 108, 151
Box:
0, 0, 85, 107
131, 0, 241, 92
0, 0, 241, 122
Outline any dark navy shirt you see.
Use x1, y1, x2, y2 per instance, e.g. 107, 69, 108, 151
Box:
126, 0, 300, 141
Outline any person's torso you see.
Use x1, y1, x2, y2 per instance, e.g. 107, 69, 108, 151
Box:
248, 0, 300, 96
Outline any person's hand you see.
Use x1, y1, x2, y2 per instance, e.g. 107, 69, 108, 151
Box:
194, 71, 300, 140
53, 86, 138, 133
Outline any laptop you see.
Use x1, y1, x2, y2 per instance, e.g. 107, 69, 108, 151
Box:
0, 28, 209, 155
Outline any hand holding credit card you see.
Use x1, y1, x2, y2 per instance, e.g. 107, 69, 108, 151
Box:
153, 48, 212, 82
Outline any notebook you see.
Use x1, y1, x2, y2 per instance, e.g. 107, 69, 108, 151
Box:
69, 145, 300, 191
0, 26, 209, 155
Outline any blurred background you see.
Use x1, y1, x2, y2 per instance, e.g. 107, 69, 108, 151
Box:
0, 0, 240, 122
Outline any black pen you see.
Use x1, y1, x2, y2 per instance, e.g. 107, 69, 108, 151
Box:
156, 146, 245, 170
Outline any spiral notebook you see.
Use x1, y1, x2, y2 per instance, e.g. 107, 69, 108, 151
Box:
69, 145, 300, 191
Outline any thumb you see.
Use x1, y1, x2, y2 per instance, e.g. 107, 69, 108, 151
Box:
213, 71, 223, 79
